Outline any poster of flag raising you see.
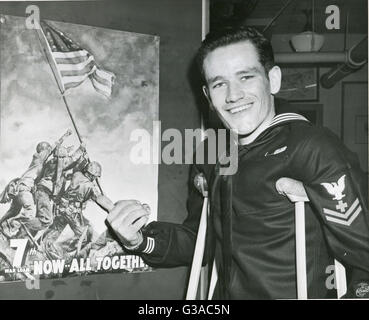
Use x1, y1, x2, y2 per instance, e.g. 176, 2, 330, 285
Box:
0, 15, 159, 282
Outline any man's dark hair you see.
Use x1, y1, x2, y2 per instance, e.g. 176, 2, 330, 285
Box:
196, 27, 275, 83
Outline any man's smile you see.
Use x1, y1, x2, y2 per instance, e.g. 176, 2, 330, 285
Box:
227, 101, 254, 114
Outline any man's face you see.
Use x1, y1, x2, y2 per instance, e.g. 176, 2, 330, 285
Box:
202, 41, 281, 138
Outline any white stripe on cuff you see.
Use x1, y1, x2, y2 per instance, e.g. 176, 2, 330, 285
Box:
142, 237, 155, 254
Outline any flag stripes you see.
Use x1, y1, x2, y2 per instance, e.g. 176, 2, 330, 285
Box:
52, 50, 89, 59
40, 21, 115, 98
57, 55, 95, 72
92, 69, 115, 96
55, 56, 89, 65
60, 62, 96, 77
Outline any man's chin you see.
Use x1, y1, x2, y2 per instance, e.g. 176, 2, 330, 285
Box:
221, 119, 255, 135
234, 126, 254, 136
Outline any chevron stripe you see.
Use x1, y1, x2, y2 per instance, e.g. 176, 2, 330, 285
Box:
323, 199, 359, 219
326, 206, 362, 226
142, 237, 155, 254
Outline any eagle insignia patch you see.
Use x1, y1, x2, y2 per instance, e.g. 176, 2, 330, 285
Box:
321, 175, 361, 226
320, 175, 346, 201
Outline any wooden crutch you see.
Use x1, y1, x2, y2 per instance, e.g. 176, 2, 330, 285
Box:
186, 173, 209, 300
276, 177, 347, 299
207, 259, 218, 300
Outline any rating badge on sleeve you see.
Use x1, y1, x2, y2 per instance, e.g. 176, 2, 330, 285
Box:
320, 175, 362, 226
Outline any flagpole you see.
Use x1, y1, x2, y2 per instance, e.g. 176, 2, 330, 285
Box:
61, 94, 104, 195
36, 23, 104, 195
61, 95, 82, 144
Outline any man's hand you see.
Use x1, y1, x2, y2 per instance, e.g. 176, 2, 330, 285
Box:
106, 200, 150, 249
56, 129, 73, 146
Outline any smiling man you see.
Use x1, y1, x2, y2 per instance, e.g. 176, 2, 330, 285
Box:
107, 27, 369, 299
201, 40, 279, 143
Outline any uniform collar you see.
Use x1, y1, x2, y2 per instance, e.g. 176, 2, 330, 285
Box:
238, 112, 310, 149
268, 112, 309, 129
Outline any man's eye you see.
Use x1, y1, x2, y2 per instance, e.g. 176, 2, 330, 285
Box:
212, 82, 225, 89
241, 75, 254, 81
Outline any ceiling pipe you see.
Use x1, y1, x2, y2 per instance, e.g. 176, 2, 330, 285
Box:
320, 36, 367, 88
275, 52, 348, 64
274, 36, 367, 89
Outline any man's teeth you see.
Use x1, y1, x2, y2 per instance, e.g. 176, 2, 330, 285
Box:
230, 103, 252, 114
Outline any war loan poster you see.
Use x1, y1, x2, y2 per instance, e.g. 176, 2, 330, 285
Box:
0, 14, 159, 282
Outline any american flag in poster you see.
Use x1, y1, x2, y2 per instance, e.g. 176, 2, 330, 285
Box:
39, 21, 115, 97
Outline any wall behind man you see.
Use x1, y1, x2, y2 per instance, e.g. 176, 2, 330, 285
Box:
272, 33, 368, 136
272, 33, 368, 172
0, 0, 203, 299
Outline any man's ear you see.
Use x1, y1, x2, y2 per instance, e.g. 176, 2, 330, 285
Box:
202, 85, 214, 110
268, 66, 282, 95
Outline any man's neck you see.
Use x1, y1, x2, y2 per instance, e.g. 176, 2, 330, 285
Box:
238, 110, 276, 146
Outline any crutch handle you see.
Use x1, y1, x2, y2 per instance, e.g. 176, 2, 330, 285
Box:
276, 177, 309, 203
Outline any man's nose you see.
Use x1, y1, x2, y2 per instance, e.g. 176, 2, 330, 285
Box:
225, 82, 244, 103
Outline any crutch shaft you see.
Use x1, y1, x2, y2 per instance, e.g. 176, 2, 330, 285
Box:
335, 259, 347, 298
295, 201, 308, 299
186, 197, 208, 300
